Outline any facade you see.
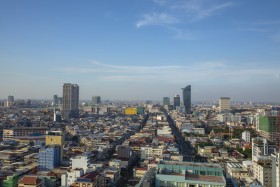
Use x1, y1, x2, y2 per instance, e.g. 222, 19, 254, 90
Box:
163, 97, 170, 106
173, 95, 180, 110
92, 96, 101, 105
3, 127, 47, 140
72, 171, 105, 187
272, 151, 280, 187
182, 85, 191, 114
45, 131, 64, 162
124, 107, 144, 115
62, 83, 79, 119
219, 97, 230, 113
70, 153, 92, 173
117, 145, 131, 159
242, 130, 251, 142
258, 113, 280, 148
253, 157, 272, 187
156, 161, 226, 187
141, 146, 164, 160
125, 107, 137, 115
252, 137, 276, 161
61, 168, 84, 187
53, 95, 58, 106
38, 146, 61, 171
226, 163, 249, 180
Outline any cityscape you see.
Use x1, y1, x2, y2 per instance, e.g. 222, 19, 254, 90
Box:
1, 0, 280, 187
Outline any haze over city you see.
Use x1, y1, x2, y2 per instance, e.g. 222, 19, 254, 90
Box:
0, 0, 280, 102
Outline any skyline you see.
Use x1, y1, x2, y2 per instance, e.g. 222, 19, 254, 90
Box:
1, 0, 280, 102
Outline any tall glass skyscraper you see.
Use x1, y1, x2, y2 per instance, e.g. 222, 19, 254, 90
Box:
173, 95, 180, 110
182, 85, 191, 114
62, 83, 79, 119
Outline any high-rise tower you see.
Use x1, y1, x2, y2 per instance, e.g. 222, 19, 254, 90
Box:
62, 83, 79, 119
182, 85, 191, 114
219, 97, 230, 113
173, 95, 180, 110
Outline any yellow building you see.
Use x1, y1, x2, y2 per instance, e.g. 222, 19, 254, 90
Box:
45, 131, 64, 162
124, 107, 137, 115
45, 131, 64, 146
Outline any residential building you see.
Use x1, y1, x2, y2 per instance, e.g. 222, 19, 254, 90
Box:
252, 137, 276, 161
258, 112, 280, 148
242, 130, 251, 142
70, 153, 93, 173
182, 85, 191, 114
3, 127, 47, 140
38, 146, 61, 171
253, 157, 272, 187
219, 97, 230, 113
71, 171, 105, 187
92, 96, 101, 105
45, 131, 64, 162
61, 168, 84, 187
272, 150, 280, 187
163, 97, 170, 106
62, 83, 79, 119
156, 161, 226, 187
226, 163, 249, 180
141, 146, 164, 160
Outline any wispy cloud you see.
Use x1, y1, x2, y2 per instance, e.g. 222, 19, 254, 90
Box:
171, 0, 234, 22
54, 60, 280, 84
136, 12, 179, 28
167, 27, 194, 40
136, 0, 234, 39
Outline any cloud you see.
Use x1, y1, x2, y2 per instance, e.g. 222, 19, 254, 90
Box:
136, 12, 179, 28
171, 0, 234, 22
54, 60, 280, 84
167, 27, 194, 40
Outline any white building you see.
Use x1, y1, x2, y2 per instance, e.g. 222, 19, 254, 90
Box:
242, 130, 251, 142
192, 128, 205, 135
61, 168, 84, 187
253, 157, 272, 187
157, 126, 171, 135
252, 137, 276, 161
70, 152, 93, 173
141, 146, 164, 160
219, 97, 230, 113
272, 151, 280, 187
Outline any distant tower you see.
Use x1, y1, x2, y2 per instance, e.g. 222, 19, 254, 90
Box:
219, 97, 230, 113
53, 95, 58, 106
182, 85, 191, 114
173, 95, 180, 110
92, 96, 101, 105
163, 97, 170, 106
62, 83, 79, 119
6, 95, 14, 107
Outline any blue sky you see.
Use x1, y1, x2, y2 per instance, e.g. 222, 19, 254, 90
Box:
0, 0, 280, 102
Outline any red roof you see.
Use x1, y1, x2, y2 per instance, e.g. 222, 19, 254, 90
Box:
18, 176, 42, 185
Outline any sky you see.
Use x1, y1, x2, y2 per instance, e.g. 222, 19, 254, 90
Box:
0, 0, 280, 102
